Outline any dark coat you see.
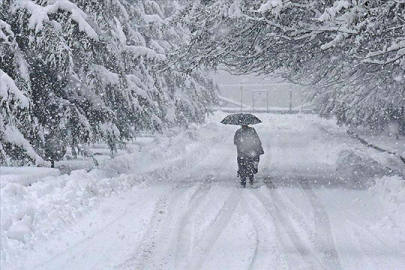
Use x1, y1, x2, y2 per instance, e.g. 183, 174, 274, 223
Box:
234, 126, 264, 157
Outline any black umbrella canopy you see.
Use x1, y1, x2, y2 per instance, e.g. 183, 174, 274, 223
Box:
221, 113, 262, 125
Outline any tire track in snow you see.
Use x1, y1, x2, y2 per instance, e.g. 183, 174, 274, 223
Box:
174, 182, 212, 269
324, 194, 405, 269
240, 194, 264, 270
116, 180, 199, 270
241, 191, 288, 270
299, 178, 343, 270
116, 128, 236, 270
33, 186, 165, 270
115, 191, 171, 270
257, 183, 325, 270
262, 120, 342, 269
143, 181, 210, 270
260, 183, 342, 270
186, 187, 242, 270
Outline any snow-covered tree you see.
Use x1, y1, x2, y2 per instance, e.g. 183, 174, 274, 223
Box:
0, 16, 44, 165
0, 0, 217, 166
177, 0, 404, 133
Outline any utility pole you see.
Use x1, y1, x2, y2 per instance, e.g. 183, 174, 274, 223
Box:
240, 83, 243, 112
289, 84, 293, 112
252, 91, 254, 112
267, 90, 269, 113
299, 87, 303, 114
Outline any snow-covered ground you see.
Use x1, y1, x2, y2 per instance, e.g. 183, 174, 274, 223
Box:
1, 112, 404, 270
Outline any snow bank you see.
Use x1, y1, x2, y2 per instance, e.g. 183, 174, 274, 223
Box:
1, 169, 115, 263
369, 175, 405, 225
0, 167, 60, 188
336, 149, 389, 187
100, 122, 222, 176
335, 134, 405, 223
1, 166, 149, 265
0, 121, 222, 267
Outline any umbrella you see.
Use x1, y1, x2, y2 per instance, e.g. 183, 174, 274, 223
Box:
221, 113, 262, 125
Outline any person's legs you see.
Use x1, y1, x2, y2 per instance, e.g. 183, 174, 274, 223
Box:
244, 156, 253, 175
249, 174, 254, 185
241, 177, 246, 187
237, 156, 243, 174
242, 156, 254, 185
238, 155, 248, 187
253, 156, 260, 174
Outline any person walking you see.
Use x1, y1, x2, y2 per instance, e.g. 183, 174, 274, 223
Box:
234, 125, 264, 187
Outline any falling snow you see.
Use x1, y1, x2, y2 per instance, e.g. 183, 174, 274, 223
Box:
1, 1, 404, 269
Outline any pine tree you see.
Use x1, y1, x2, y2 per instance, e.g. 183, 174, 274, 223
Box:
0, 0, 218, 166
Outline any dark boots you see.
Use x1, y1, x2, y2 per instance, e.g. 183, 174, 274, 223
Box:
241, 177, 246, 188
241, 175, 254, 188
249, 175, 254, 185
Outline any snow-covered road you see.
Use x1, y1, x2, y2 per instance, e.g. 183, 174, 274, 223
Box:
2, 113, 405, 270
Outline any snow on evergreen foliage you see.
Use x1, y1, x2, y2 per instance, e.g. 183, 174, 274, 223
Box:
0, 0, 218, 165
177, 0, 405, 134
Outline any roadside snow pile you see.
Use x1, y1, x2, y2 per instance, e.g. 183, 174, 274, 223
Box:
369, 175, 405, 225
1, 169, 123, 264
0, 167, 60, 188
336, 149, 389, 187
336, 140, 405, 226
100, 123, 225, 176
0, 122, 224, 266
